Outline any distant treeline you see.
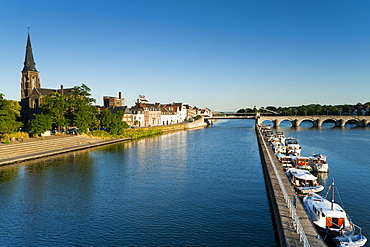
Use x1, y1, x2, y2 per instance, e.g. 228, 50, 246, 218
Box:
237, 102, 370, 116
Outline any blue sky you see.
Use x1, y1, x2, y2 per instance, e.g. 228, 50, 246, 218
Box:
1, 0, 370, 111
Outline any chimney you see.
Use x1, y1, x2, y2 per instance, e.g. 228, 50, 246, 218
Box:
60, 85, 64, 95
119, 92, 122, 99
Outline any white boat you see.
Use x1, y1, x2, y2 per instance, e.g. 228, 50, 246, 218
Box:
285, 137, 302, 156
276, 153, 293, 168
271, 142, 286, 154
275, 131, 286, 143
285, 168, 324, 193
292, 156, 312, 170
310, 153, 329, 173
303, 179, 367, 246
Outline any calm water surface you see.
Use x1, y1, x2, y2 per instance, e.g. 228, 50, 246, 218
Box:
0, 120, 276, 246
1, 120, 369, 246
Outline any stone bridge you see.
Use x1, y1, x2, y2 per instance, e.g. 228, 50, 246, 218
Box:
257, 115, 370, 127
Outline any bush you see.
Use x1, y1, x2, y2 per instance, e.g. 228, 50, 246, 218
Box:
88, 130, 112, 139
87, 128, 163, 140
1, 132, 29, 142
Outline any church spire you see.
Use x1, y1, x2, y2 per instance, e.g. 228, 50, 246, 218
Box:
22, 31, 37, 72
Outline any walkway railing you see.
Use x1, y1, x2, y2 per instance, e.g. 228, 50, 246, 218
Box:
257, 126, 310, 247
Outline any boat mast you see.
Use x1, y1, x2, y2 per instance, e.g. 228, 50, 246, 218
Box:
331, 178, 335, 211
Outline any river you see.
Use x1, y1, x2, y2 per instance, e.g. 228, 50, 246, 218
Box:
0, 119, 368, 246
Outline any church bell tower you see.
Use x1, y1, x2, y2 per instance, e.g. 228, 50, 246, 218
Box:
21, 31, 40, 99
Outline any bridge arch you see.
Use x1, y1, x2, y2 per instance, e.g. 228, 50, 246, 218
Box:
342, 118, 365, 127
277, 119, 296, 127
256, 115, 370, 127
296, 118, 316, 127
261, 119, 274, 127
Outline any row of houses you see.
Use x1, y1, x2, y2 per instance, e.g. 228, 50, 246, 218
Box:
103, 96, 212, 127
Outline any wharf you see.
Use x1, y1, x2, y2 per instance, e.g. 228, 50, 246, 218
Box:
0, 135, 129, 166
255, 124, 327, 247
0, 118, 208, 166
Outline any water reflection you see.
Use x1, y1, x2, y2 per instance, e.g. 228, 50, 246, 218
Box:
0, 124, 276, 246
0, 167, 20, 184
0, 149, 95, 184
312, 171, 329, 188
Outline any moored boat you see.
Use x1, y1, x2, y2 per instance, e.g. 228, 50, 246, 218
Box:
310, 153, 329, 173
276, 153, 293, 168
275, 131, 285, 143
292, 156, 312, 170
271, 142, 286, 154
303, 179, 367, 246
285, 137, 302, 156
285, 168, 324, 193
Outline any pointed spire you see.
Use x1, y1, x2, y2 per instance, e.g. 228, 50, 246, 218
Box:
22, 30, 38, 72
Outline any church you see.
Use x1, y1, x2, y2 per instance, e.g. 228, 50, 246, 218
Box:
20, 31, 75, 123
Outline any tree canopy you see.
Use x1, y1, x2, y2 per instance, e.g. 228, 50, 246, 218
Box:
27, 84, 129, 135
237, 102, 370, 116
0, 93, 22, 133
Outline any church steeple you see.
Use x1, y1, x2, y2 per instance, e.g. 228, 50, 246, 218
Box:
21, 30, 40, 99
22, 31, 38, 72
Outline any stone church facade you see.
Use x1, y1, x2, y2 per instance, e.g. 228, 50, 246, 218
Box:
20, 32, 74, 123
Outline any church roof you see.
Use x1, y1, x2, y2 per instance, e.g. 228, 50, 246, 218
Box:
22, 32, 38, 72
34, 88, 55, 96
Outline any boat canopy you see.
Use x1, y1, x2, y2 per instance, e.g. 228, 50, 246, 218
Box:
289, 168, 317, 180
295, 173, 317, 180
286, 139, 298, 144
307, 194, 347, 218
312, 154, 328, 159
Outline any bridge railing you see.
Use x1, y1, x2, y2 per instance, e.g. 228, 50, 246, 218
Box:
257, 126, 310, 247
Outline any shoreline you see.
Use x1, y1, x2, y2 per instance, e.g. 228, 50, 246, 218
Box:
0, 119, 208, 166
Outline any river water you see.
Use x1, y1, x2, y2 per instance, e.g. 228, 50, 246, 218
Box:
0, 119, 368, 246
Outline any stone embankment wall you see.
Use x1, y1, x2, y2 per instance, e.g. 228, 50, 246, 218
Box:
255, 124, 326, 247
148, 117, 208, 132
0, 118, 208, 166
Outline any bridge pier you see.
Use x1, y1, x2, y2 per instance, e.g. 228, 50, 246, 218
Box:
358, 120, 367, 127
313, 119, 321, 127
273, 120, 278, 127
335, 120, 345, 127
291, 120, 298, 127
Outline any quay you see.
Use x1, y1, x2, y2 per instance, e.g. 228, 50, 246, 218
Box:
0, 119, 208, 166
255, 124, 327, 247
0, 135, 130, 166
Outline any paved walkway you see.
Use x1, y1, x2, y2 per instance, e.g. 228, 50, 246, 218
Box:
0, 135, 129, 166
256, 126, 327, 246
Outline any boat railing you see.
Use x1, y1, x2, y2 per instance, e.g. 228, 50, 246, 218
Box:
258, 126, 311, 247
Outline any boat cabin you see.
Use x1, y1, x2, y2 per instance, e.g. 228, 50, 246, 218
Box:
292, 156, 311, 170
286, 168, 324, 193
306, 194, 348, 230
276, 153, 292, 168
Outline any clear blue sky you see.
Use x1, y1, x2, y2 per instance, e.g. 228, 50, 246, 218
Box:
1, 0, 370, 111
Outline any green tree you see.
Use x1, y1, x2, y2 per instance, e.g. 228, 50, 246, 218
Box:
0, 94, 22, 133
67, 84, 98, 133
109, 111, 129, 135
29, 113, 52, 135
30, 113, 53, 135
41, 92, 69, 131
98, 109, 129, 135
99, 109, 113, 128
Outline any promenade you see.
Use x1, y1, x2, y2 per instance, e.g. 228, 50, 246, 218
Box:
0, 135, 129, 166
0, 118, 209, 166
255, 125, 326, 247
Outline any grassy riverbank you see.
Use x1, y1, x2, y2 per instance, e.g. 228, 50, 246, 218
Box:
89, 128, 163, 140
